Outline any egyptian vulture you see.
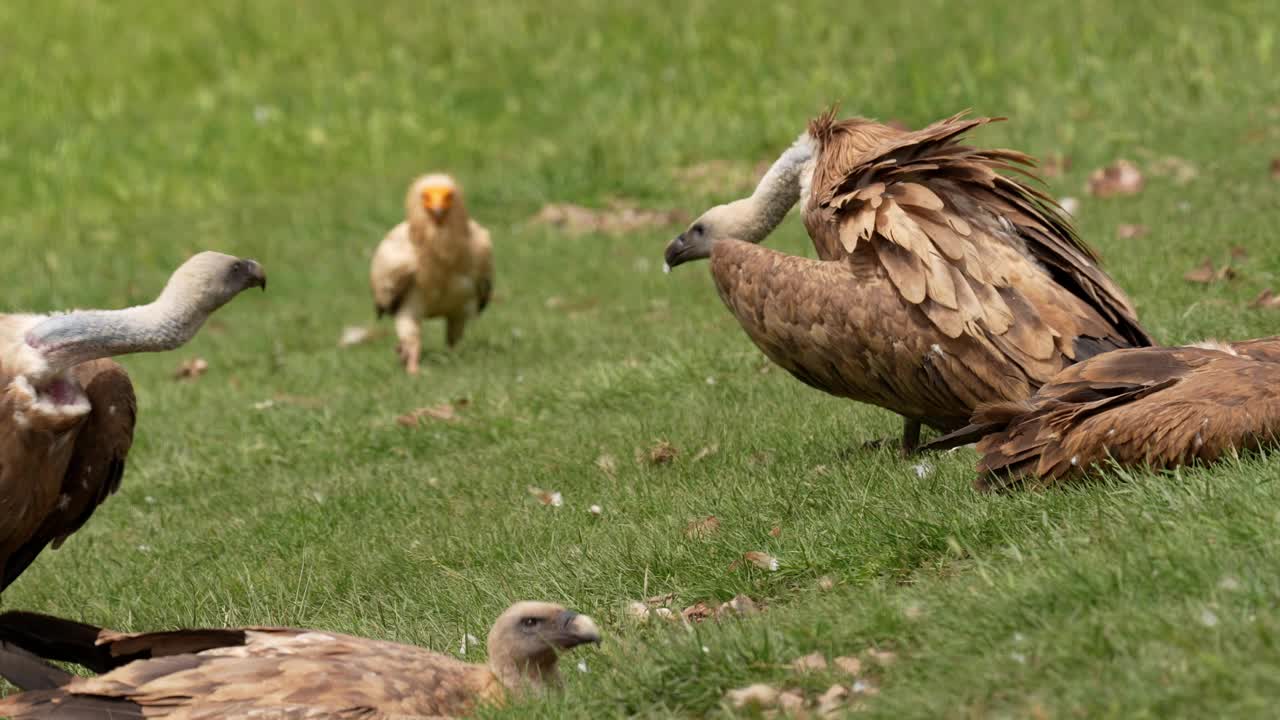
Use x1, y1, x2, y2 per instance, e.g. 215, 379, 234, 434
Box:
664, 110, 1153, 454
925, 338, 1280, 489
0, 252, 265, 592
0, 601, 601, 718
371, 173, 494, 375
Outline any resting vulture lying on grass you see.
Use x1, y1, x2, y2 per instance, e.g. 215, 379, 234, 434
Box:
0, 601, 601, 718
925, 338, 1280, 489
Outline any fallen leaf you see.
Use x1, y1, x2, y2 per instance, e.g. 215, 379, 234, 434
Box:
396, 402, 461, 426
1231, 245, 1250, 260
1272, 156, 1280, 181
338, 325, 375, 347
834, 656, 863, 677
725, 684, 780, 710
791, 653, 828, 672
691, 443, 720, 462
174, 357, 209, 380
626, 601, 650, 623
1146, 154, 1198, 184
769, 525, 782, 538
526, 486, 563, 507
743, 551, 780, 571
1250, 289, 1280, 309
648, 440, 678, 465
817, 685, 851, 716
595, 453, 618, 477
1087, 159, 1144, 198
1184, 258, 1236, 284
531, 200, 689, 235
778, 689, 809, 715
684, 515, 721, 539
863, 649, 898, 667
1116, 223, 1148, 239
681, 602, 715, 624
718, 594, 760, 617
817, 576, 836, 592
1040, 152, 1071, 179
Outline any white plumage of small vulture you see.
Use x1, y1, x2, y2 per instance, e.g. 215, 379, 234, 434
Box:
663, 110, 1151, 454
0, 601, 601, 719
371, 173, 494, 375
0, 251, 265, 592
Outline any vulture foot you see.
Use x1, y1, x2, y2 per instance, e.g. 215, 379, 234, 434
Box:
395, 339, 421, 375
860, 419, 922, 458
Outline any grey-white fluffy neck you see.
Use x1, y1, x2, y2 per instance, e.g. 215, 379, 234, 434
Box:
25, 282, 215, 378
729, 133, 816, 243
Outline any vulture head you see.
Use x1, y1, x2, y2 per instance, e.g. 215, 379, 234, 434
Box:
485, 601, 600, 691
406, 173, 463, 226
664, 200, 759, 271
164, 252, 268, 311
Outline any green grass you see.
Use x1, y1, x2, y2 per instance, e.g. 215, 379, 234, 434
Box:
2, 0, 1280, 717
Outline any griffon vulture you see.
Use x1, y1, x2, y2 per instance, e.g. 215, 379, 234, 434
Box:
664, 110, 1153, 454
925, 338, 1280, 489
0, 601, 601, 719
371, 173, 494, 374
0, 252, 265, 592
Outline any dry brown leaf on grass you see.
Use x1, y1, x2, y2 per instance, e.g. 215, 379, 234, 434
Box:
817, 684, 852, 715
1039, 152, 1072, 179
1183, 258, 1237, 285
647, 440, 678, 465
338, 325, 377, 347
1231, 245, 1250, 261
719, 594, 760, 617
816, 575, 836, 592
1250, 289, 1280, 309
791, 653, 828, 672
1271, 156, 1280, 180
741, 551, 780, 572
725, 684, 780, 710
173, 357, 209, 381
1087, 159, 1144, 198
1116, 223, 1148, 239
833, 656, 863, 677
526, 486, 563, 507
531, 200, 689, 235
1145, 154, 1199, 184
595, 453, 618, 477
396, 402, 463, 426
684, 515, 721, 539
681, 602, 715, 624
863, 649, 898, 667
691, 443, 720, 462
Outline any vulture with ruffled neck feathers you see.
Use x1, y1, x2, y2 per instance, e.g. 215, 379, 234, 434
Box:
665, 110, 1153, 454
0, 251, 265, 592
371, 173, 494, 374
0, 601, 601, 718
927, 338, 1280, 489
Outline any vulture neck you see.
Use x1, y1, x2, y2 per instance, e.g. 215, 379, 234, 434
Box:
732, 134, 815, 243
25, 283, 215, 379
487, 653, 561, 695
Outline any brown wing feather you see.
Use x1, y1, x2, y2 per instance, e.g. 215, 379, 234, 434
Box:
971, 340, 1280, 488
1, 360, 135, 590
803, 111, 1153, 380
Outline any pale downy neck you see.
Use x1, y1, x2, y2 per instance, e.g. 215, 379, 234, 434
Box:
488, 653, 560, 694
730, 134, 816, 243
24, 284, 215, 378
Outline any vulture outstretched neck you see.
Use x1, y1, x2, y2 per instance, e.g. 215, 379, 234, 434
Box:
732, 135, 815, 243
22, 254, 265, 380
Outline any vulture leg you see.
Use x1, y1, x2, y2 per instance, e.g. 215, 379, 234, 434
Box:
393, 296, 423, 375
901, 418, 922, 457
445, 314, 467, 349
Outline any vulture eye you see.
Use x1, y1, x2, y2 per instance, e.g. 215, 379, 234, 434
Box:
520, 617, 541, 628
231, 261, 245, 274
692, 224, 704, 236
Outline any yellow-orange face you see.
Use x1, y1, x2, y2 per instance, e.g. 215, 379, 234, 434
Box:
420, 184, 455, 221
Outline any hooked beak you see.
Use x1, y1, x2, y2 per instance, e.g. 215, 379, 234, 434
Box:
663, 233, 690, 272
555, 610, 601, 648
244, 259, 267, 291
